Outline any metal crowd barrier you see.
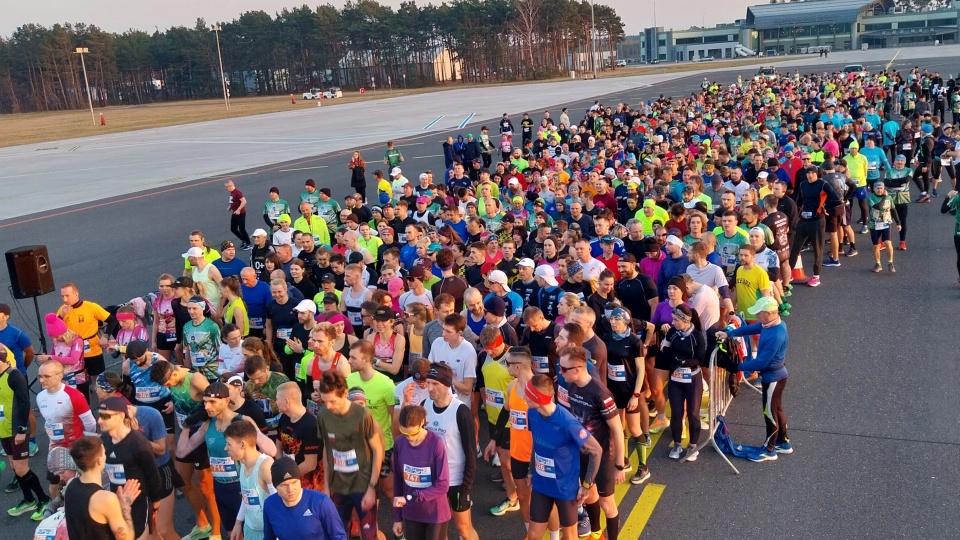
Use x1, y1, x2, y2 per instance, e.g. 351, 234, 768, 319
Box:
702, 344, 762, 475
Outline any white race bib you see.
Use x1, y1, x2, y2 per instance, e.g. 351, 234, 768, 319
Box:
608, 364, 627, 382
532, 356, 550, 374
875, 221, 889, 230
534, 453, 557, 478
484, 388, 505, 409
242, 486, 261, 508
671, 367, 694, 383
191, 352, 206, 368
275, 328, 292, 340
509, 409, 528, 431
557, 386, 569, 407
332, 449, 360, 473
45, 422, 64, 441
402, 464, 433, 489
210, 456, 239, 482
105, 463, 126, 485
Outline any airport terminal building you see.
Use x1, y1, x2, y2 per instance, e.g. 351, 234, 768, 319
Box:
619, 0, 960, 62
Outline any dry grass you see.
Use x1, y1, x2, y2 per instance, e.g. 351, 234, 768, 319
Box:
1, 55, 805, 149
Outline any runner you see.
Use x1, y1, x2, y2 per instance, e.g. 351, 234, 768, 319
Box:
64, 436, 141, 540
477, 327, 518, 517
261, 457, 346, 540
225, 419, 274, 540
525, 373, 603, 540
866, 182, 901, 273
391, 404, 452, 540
275, 382, 324, 491
657, 305, 705, 461
0, 347, 48, 520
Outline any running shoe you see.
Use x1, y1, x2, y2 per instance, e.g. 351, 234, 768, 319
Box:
872, 262, 882, 273
859, 225, 869, 234
7, 499, 37, 517
649, 417, 669, 433
779, 309, 791, 317
4, 478, 18, 493
806, 276, 821, 287
577, 507, 591, 537
822, 257, 841, 267
683, 446, 699, 462
845, 247, 859, 257
29, 441, 37, 457
917, 194, 931, 203
476, 445, 482, 459
242, 243, 253, 250
182, 524, 213, 540
492, 453, 501, 467
899, 241, 907, 251
774, 442, 794, 454
0, 447, 5, 457
749, 449, 779, 462
780, 302, 792, 311
888, 263, 897, 273
630, 466, 651, 485
784, 283, 793, 291
643, 434, 652, 448
668, 445, 683, 460
622, 461, 632, 474
491, 469, 503, 483
30, 502, 49, 522
783, 288, 792, 298
932, 188, 939, 197
490, 497, 519, 516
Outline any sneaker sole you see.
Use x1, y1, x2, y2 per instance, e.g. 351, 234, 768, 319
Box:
775, 448, 794, 455
749, 455, 778, 462
8, 504, 37, 517
630, 472, 652, 485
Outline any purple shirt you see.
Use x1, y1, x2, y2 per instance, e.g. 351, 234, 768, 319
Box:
652, 300, 691, 328
391, 431, 451, 524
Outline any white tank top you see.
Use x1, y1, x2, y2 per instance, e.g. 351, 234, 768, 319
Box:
238, 454, 270, 532
425, 397, 466, 486
343, 286, 366, 327
192, 264, 221, 308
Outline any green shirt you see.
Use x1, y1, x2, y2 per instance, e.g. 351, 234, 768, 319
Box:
947, 193, 960, 235
263, 199, 290, 223
346, 371, 396, 450
182, 318, 221, 381
715, 230, 749, 276
385, 148, 403, 168
318, 403, 376, 494
300, 190, 320, 214
244, 372, 289, 429
316, 199, 341, 231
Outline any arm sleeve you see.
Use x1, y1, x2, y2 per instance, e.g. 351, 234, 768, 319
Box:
50, 338, 84, 366
717, 285, 731, 300
455, 404, 477, 493
418, 438, 449, 502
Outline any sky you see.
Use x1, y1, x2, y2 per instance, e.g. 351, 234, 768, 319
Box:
3, 0, 759, 39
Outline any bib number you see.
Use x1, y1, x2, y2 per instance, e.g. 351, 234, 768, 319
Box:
242, 486, 261, 507
484, 388, 505, 409
402, 464, 433, 488
532, 356, 549, 374
509, 409, 527, 431
105, 463, 127, 485
534, 453, 557, 478
210, 456, 239, 483
608, 364, 627, 382
191, 352, 206, 368
275, 328, 292, 340
332, 449, 360, 473
45, 422, 64, 441
671, 367, 694, 383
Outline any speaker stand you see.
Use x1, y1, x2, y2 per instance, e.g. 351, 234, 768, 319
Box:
28, 296, 47, 397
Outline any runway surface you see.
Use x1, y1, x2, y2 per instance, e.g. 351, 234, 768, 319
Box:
1, 48, 958, 538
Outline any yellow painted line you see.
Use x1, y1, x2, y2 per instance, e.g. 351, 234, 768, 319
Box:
885, 49, 901, 71
620, 484, 666, 538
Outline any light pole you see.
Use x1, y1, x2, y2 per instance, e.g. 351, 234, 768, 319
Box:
212, 24, 230, 110
74, 48, 96, 125
590, 0, 597, 78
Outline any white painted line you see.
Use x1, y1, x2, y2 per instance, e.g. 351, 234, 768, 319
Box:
413, 154, 443, 159
458, 113, 475, 129
423, 115, 444, 130
278, 166, 329, 172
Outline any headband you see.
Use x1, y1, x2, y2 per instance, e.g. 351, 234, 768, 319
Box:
525, 379, 553, 407
116, 313, 136, 321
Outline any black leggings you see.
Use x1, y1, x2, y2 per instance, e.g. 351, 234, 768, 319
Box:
230, 213, 251, 245
668, 372, 703, 446
954, 236, 960, 278
914, 166, 931, 194
789, 218, 826, 276
403, 520, 449, 540
761, 378, 789, 450
894, 203, 909, 241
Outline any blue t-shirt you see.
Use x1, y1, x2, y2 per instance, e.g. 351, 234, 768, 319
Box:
263, 489, 346, 540
0, 324, 31, 374
212, 256, 249, 279
529, 406, 590, 500
135, 405, 170, 466
242, 281, 273, 327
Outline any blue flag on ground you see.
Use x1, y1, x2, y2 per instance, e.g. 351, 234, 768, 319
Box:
713, 415, 767, 461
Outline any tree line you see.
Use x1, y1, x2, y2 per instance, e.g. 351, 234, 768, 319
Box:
0, 0, 625, 114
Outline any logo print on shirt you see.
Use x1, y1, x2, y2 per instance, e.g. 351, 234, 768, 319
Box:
303, 509, 313, 516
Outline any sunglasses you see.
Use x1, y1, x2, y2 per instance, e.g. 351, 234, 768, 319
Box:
98, 411, 122, 420
558, 365, 580, 373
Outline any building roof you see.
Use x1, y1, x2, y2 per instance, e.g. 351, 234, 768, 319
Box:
746, 0, 886, 30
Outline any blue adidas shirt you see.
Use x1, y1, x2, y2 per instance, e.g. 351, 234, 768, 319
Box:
529, 405, 590, 501
263, 488, 346, 540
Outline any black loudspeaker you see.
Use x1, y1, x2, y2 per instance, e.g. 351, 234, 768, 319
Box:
5, 245, 55, 299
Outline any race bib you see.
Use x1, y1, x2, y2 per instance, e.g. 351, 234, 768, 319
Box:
902, 143, 912, 150
164, 330, 177, 343
0, 405, 4, 421
332, 449, 360, 473
534, 453, 557, 478
176, 412, 187, 429
275, 328, 292, 340
306, 400, 319, 417
83, 341, 91, 353
104, 463, 126, 485
242, 486, 261, 507
350, 312, 363, 326
191, 352, 206, 368
313, 235, 320, 244
210, 456, 239, 483
45, 422, 64, 441
557, 386, 570, 407
532, 356, 549, 374
403, 464, 433, 489
484, 388, 505, 409
509, 409, 527, 431
136, 387, 162, 402
801, 211, 813, 219
249, 317, 265, 328
671, 367, 694, 383
875, 221, 889, 230
608, 364, 627, 382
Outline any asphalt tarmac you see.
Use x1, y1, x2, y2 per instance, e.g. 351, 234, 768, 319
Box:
1, 53, 959, 538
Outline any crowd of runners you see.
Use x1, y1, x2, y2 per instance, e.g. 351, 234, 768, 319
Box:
2, 63, 959, 540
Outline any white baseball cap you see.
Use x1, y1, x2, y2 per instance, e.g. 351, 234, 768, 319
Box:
294, 299, 317, 313
517, 258, 535, 268
534, 265, 559, 286
488, 270, 509, 285
391, 167, 402, 176
252, 228, 268, 237
182, 247, 204, 259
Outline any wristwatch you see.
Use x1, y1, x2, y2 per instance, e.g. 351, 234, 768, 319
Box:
581, 480, 594, 490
